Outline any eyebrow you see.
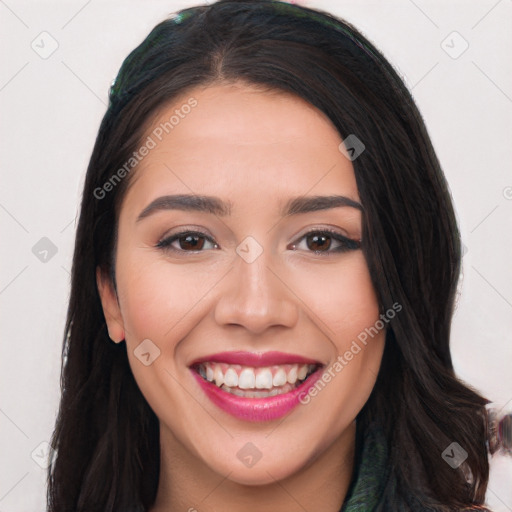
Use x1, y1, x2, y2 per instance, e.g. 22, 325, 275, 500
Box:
136, 193, 362, 222
136, 194, 232, 221
281, 195, 363, 215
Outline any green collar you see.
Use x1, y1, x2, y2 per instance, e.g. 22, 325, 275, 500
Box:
340, 423, 389, 512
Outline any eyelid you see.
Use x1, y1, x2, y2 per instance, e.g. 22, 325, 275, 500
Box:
157, 225, 214, 244
291, 225, 361, 244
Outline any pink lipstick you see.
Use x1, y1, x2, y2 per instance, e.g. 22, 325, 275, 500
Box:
189, 351, 323, 421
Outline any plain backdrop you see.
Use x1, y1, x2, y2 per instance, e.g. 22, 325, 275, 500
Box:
1, 0, 511, 510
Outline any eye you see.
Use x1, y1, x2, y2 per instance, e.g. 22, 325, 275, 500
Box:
288, 229, 361, 254
156, 231, 218, 253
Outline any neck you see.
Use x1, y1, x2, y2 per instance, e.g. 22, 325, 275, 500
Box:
149, 421, 356, 512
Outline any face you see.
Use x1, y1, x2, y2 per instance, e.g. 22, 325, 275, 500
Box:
97, 82, 385, 486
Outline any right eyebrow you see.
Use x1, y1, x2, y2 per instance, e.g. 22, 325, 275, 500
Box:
281, 195, 363, 216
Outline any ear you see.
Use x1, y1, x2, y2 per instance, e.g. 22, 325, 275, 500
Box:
96, 266, 125, 343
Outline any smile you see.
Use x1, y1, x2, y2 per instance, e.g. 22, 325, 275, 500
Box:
196, 362, 318, 397
189, 351, 324, 421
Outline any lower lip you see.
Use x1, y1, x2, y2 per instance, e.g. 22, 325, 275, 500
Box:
191, 368, 323, 422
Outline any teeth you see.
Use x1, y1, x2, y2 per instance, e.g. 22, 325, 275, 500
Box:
287, 365, 298, 384
255, 368, 273, 389
297, 365, 308, 380
214, 366, 224, 387
272, 368, 287, 387
221, 382, 296, 398
239, 368, 256, 389
224, 367, 238, 387
197, 362, 317, 393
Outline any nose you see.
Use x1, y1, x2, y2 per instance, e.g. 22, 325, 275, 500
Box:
213, 250, 299, 334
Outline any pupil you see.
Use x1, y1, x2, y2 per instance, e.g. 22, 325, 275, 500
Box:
181, 234, 204, 250
307, 234, 331, 251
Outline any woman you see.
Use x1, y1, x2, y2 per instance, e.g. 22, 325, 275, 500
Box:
47, 1, 505, 510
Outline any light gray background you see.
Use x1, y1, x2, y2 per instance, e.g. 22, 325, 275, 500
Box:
1, 0, 511, 510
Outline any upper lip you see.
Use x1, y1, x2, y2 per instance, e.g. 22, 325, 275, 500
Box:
189, 351, 323, 367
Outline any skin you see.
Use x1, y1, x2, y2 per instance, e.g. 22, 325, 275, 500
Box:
97, 82, 386, 512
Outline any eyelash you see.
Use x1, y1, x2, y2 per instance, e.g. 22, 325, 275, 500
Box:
156, 228, 361, 256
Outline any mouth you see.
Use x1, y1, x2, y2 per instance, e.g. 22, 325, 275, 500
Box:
189, 351, 324, 421
192, 361, 320, 398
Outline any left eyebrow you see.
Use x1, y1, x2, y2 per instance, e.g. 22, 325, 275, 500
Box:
281, 195, 363, 216
136, 194, 232, 222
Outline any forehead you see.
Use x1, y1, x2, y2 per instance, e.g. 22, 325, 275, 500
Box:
122, 82, 359, 212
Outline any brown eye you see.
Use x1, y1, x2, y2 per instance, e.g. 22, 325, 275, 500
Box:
289, 229, 361, 255
178, 234, 205, 250
306, 233, 331, 252
156, 231, 218, 253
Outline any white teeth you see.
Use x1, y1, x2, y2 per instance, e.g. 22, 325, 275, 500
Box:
287, 366, 298, 384
238, 368, 256, 389
220, 382, 296, 398
214, 366, 224, 387
272, 368, 287, 387
255, 368, 273, 389
297, 365, 308, 380
198, 362, 316, 392
224, 368, 238, 387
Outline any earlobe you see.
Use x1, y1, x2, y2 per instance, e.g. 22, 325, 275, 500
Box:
96, 266, 125, 343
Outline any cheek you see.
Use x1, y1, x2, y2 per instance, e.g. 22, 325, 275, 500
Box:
289, 253, 380, 341
115, 251, 218, 341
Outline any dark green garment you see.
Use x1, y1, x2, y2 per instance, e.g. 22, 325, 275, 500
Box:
340, 422, 388, 512
339, 423, 491, 512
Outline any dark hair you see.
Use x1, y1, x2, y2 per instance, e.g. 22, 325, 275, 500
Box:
48, 1, 493, 510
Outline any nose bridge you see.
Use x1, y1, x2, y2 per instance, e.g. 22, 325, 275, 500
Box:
214, 243, 298, 332
234, 249, 280, 316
